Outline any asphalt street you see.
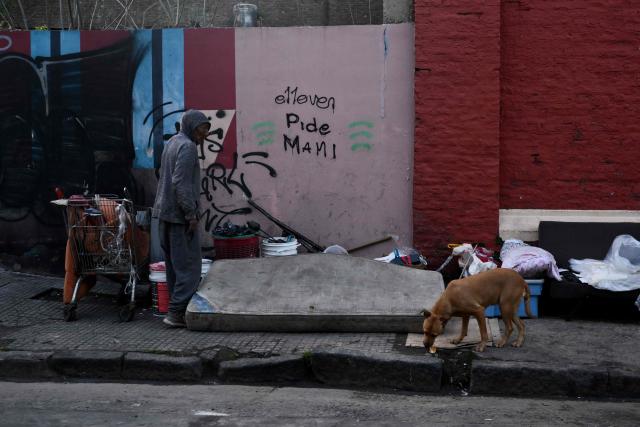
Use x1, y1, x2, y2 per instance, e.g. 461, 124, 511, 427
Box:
0, 381, 638, 426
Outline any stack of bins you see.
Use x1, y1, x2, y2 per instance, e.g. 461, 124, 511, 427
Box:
150, 259, 213, 316
149, 262, 169, 316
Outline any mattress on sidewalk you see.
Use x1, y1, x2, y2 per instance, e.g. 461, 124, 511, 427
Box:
185, 254, 445, 332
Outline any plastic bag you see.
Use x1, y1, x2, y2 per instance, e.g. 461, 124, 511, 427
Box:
569, 234, 640, 291
606, 234, 640, 273
375, 247, 428, 267
323, 245, 349, 255
452, 244, 496, 277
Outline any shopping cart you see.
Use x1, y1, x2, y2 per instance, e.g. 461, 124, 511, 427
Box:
58, 192, 142, 322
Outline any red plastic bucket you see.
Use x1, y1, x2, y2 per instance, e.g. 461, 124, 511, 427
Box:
152, 281, 169, 315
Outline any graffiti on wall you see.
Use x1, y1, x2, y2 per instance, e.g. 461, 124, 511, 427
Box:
0, 33, 140, 224
195, 109, 278, 232
0, 27, 412, 258
0, 35, 13, 51
348, 121, 375, 151
222, 24, 414, 254
141, 104, 277, 232
252, 121, 275, 146
0, 29, 274, 233
269, 86, 376, 159
200, 150, 277, 232
274, 86, 338, 160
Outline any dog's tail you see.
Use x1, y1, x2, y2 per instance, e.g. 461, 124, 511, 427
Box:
523, 282, 535, 318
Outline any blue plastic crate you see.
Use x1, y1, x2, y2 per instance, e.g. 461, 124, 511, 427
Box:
525, 279, 543, 296
485, 297, 538, 318
485, 279, 542, 318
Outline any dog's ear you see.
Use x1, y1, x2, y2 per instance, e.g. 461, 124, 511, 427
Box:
421, 309, 431, 318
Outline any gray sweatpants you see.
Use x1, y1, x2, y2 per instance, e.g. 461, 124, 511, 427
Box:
159, 220, 201, 314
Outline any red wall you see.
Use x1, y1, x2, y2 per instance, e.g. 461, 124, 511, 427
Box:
414, 1, 501, 261
0, 31, 29, 54
500, 0, 640, 209
414, 0, 640, 262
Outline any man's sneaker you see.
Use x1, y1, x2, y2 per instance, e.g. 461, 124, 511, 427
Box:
163, 311, 186, 328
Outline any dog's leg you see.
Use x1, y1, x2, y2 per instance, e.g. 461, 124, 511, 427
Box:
451, 315, 469, 345
511, 314, 525, 347
497, 307, 515, 348
474, 311, 489, 352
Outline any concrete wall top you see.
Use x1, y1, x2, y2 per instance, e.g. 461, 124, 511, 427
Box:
2, 0, 413, 30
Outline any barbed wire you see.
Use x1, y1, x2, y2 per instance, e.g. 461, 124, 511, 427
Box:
0, 0, 385, 30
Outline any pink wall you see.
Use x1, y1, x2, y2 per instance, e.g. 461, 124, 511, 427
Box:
225, 24, 415, 255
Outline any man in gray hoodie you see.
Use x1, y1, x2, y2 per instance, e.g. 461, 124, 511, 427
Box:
153, 110, 210, 327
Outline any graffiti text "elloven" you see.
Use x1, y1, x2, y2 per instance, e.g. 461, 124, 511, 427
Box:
274, 86, 336, 113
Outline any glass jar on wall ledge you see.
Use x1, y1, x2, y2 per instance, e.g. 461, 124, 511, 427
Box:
233, 4, 258, 27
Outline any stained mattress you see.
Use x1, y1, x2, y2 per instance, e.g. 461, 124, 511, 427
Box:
185, 254, 444, 332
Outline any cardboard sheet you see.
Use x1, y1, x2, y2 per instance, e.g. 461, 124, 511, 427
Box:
405, 317, 502, 349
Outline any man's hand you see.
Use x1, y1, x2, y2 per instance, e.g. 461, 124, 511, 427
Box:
187, 218, 199, 236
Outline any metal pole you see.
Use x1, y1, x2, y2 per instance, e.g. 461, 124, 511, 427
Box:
16, 0, 29, 29
75, 0, 82, 29
247, 199, 325, 253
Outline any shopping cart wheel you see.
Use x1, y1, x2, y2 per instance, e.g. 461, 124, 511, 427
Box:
118, 302, 136, 322
63, 303, 77, 322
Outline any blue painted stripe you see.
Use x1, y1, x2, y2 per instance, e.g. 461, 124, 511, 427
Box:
162, 29, 185, 139
30, 31, 51, 59
132, 30, 154, 169
60, 31, 80, 55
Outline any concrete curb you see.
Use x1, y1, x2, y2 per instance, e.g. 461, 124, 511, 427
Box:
308, 348, 443, 392
0, 349, 637, 398
471, 360, 640, 398
608, 367, 640, 398
49, 351, 123, 379
200, 346, 241, 377
123, 352, 202, 381
218, 355, 309, 383
0, 351, 55, 379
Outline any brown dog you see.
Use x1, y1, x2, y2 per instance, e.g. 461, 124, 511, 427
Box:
422, 268, 532, 352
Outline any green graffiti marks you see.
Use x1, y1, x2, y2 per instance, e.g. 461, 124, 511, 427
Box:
351, 143, 372, 152
348, 121, 374, 129
349, 130, 373, 140
252, 121, 275, 145
347, 120, 374, 152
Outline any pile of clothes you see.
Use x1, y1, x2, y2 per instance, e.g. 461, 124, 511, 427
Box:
500, 239, 561, 280
451, 244, 497, 277
213, 221, 254, 238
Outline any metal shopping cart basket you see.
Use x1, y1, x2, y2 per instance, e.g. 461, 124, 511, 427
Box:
56, 192, 142, 322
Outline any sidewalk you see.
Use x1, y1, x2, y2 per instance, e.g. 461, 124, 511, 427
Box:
0, 269, 638, 398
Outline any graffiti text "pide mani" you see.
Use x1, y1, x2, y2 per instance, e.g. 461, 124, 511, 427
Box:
283, 112, 335, 160
274, 86, 336, 113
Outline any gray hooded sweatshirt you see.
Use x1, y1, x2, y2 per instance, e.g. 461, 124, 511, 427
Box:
153, 110, 209, 223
